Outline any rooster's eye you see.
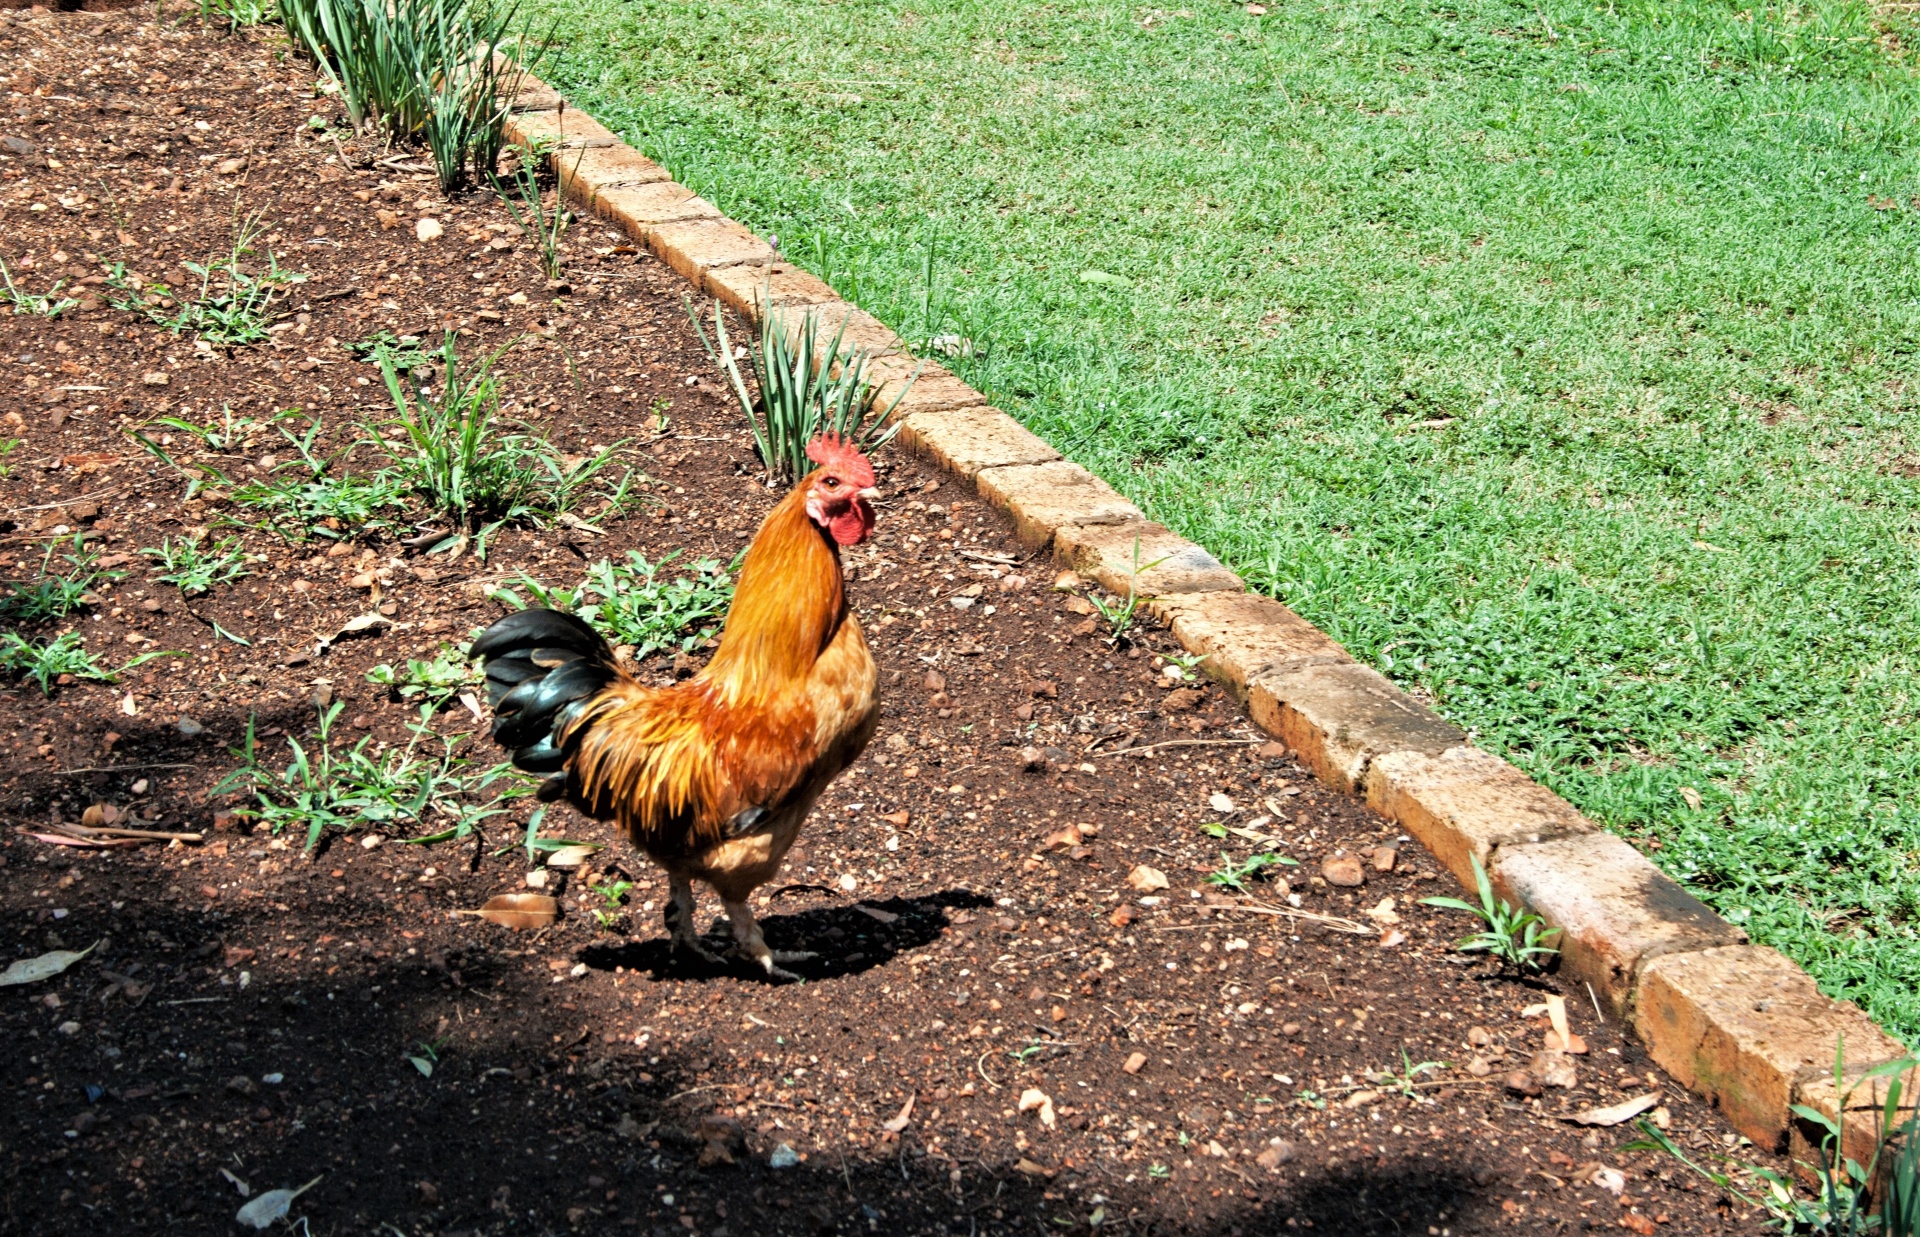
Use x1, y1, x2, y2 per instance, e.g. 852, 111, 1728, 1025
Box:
823, 477, 840, 489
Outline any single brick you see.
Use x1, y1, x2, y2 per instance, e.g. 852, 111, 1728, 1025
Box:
1251, 665, 1466, 794
866, 356, 989, 416
487, 58, 563, 112
706, 262, 841, 319
787, 302, 903, 360
1635, 946, 1911, 1150
897, 406, 1060, 480
590, 181, 718, 234
1053, 520, 1242, 600
974, 460, 1143, 548
645, 218, 777, 284
1791, 1064, 1920, 1179
554, 145, 672, 207
1147, 591, 1350, 697
506, 106, 622, 150
1491, 831, 1743, 1020
1364, 746, 1593, 888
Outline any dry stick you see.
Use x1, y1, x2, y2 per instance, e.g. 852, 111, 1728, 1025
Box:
1086, 738, 1262, 759
1220, 901, 1375, 936
51, 823, 204, 843
52, 762, 197, 775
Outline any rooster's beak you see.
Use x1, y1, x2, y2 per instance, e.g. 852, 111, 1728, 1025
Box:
856, 487, 879, 501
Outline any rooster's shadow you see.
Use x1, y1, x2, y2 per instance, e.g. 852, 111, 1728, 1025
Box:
576, 888, 994, 985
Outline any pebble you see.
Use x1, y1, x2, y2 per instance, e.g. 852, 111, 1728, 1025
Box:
176, 717, 206, 737
1530, 1049, 1578, 1089
1255, 1139, 1297, 1170
1126, 864, 1170, 893
1159, 689, 1202, 714
1320, 852, 1366, 887
768, 1143, 799, 1169
1505, 1069, 1543, 1097
415, 217, 443, 242
1017, 746, 1046, 772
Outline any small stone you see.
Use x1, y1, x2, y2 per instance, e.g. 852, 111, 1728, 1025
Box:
1467, 1025, 1493, 1047
1467, 1057, 1492, 1077
3, 136, 39, 156
216, 157, 247, 175
1018, 745, 1046, 772
226, 1074, 258, 1096
1108, 904, 1137, 928
1368, 845, 1398, 872
141, 371, 170, 386
1281, 1022, 1302, 1036
1505, 1069, 1543, 1097
1126, 864, 1170, 893
1052, 571, 1084, 591
1320, 852, 1366, 887
1159, 689, 1202, 714
56, 1021, 81, 1036
374, 208, 401, 230
1255, 1140, 1297, 1171
176, 717, 206, 737
416, 1181, 439, 1205
1122, 1051, 1148, 1075
1530, 1049, 1578, 1089
1255, 740, 1289, 760
768, 1143, 799, 1169
1208, 792, 1235, 814
923, 671, 947, 693
415, 217, 443, 242
998, 574, 1028, 592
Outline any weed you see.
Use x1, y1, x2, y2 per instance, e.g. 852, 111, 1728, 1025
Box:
693, 300, 910, 484
1420, 856, 1561, 973
0, 439, 18, 478
148, 405, 290, 452
105, 214, 299, 345
1085, 539, 1170, 640
590, 879, 633, 929
407, 1035, 449, 1077
1374, 1049, 1448, 1102
492, 550, 736, 660
1204, 850, 1295, 895
224, 413, 407, 540
0, 259, 76, 318
126, 431, 232, 503
368, 332, 622, 557
197, 0, 274, 25
0, 536, 122, 624
492, 141, 573, 280
368, 642, 482, 707
1630, 1045, 1920, 1234
0, 631, 176, 695
276, 0, 541, 192
212, 701, 528, 852
142, 535, 251, 596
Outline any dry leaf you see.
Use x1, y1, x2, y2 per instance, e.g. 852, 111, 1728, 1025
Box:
1363, 896, 1400, 926
1126, 864, 1169, 893
1565, 1094, 1661, 1127
1013, 1157, 1055, 1178
466, 893, 558, 929
0, 940, 98, 987
881, 1095, 915, 1133
1018, 1088, 1056, 1129
235, 1175, 322, 1229
543, 844, 600, 869
1062, 595, 1096, 615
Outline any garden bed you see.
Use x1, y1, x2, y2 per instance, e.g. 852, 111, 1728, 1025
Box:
0, 10, 1783, 1234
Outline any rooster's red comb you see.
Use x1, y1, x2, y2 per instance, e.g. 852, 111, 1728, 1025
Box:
805, 433, 876, 489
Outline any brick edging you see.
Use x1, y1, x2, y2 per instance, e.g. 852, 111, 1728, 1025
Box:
499, 76, 1915, 1159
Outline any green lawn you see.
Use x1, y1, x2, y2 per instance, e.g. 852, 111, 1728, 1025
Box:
527, 0, 1920, 1040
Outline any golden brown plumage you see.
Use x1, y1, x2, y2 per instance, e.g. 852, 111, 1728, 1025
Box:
471, 435, 880, 977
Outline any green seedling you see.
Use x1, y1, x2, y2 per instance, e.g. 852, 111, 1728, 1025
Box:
1420, 856, 1561, 973
492, 140, 574, 281
0, 535, 122, 623
0, 631, 177, 695
106, 213, 300, 346
142, 535, 251, 596
1, 259, 76, 318
591, 879, 634, 929
368, 642, 482, 707
1085, 539, 1170, 639
1204, 850, 1295, 894
492, 550, 737, 661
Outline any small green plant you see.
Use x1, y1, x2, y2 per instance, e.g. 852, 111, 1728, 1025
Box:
492, 141, 572, 281
0, 438, 19, 478
0, 535, 122, 623
106, 213, 299, 346
1204, 850, 1295, 894
1147, 1164, 1170, 1181
142, 535, 251, 596
0, 259, 77, 318
1084, 538, 1170, 640
693, 300, 912, 484
368, 642, 482, 707
1420, 856, 1561, 972
126, 430, 234, 503
407, 1035, 449, 1077
591, 879, 634, 929
148, 405, 290, 452
1377, 1048, 1448, 1101
226, 414, 407, 541
492, 550, 736, 660
0, 631, 176, 695
276, 0, 542, 192
1629, 1045, 1920, 1235
197, 0, 274, 25
212, 701, 528, 852
368, 332, 623, 557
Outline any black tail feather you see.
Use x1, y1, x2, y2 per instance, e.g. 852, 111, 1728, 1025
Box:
469, 608, 618, 776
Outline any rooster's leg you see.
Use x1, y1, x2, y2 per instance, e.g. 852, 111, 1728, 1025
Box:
721, 899, 816, 982
664, 874, 723, 965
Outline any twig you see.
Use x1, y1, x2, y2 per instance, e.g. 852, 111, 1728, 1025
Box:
50, 762, 197, 775
1586, 981, 1605, 1024
975, 1053, 1001, 1091
48, 821, 204, 843
664, 1083, 727, 1104
1222, 901, 1375, 936
1086, 738, 1261, 759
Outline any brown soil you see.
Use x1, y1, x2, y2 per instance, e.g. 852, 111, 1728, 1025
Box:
0, 10, 1787, 1235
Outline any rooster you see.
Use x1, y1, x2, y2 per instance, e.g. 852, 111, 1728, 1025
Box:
470, 435, 881, 979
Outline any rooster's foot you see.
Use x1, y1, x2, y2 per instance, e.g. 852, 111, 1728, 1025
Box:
769, 949, 818, 965
669, 933, 726, 967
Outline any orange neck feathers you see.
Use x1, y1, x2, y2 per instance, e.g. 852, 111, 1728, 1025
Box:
701, 482, 846, 702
